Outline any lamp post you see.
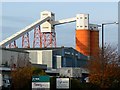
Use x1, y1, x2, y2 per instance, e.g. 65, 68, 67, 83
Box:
100, 22, 118, 87
101, 22, 118, 57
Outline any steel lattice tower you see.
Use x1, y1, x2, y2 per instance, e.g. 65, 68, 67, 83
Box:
33, 25, 56, 48
41, 32, 56, 48
9, 40, 17, 48
33, 26, 42, 48
22, 32, 30, 48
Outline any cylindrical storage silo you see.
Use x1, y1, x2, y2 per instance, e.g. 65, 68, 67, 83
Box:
90, 30, 99, 57
76, 30, 90, 56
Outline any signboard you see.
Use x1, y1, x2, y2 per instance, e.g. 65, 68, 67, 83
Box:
56, 78, 69, 89
32, 76, 50, 89
32, 76, 50, 82
32, 82, 50, 89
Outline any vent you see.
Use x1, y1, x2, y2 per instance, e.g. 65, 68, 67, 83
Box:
43, 27, 49, 29
43, 13, 48, 16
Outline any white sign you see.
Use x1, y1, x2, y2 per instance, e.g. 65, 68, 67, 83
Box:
32, 82, 50, 89
56, 78, 69, 89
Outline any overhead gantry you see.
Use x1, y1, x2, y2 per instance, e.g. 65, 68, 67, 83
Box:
0, 16, 50, 47
0, 10, 100, 56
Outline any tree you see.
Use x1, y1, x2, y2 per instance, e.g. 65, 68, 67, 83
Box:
11, 65, 46, 90
88, 45, 120, 88
32, 67, 46, 75
11, 66, 32, 90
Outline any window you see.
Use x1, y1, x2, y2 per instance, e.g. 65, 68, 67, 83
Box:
47, 20, 50, 22
51, 13, 54, 16
85, 17, 87, 19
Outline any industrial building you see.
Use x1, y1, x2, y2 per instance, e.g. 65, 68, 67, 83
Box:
0, 47, 88, 69
0, 10, 100, 58
21, 47, 88, 69
0, 10, 100, 79
0, 48, 29, 68
0, 47, 88, 78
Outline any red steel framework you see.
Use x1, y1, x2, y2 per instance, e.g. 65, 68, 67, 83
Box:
22, 32, 30, 48
33, 26, 42, 48
33, 25, 56, 48
9, 40, 17, 48
41, 32, 56, 48
8, 26, 56, 48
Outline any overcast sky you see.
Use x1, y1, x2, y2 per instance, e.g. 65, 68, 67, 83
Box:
1, 2, 118, 48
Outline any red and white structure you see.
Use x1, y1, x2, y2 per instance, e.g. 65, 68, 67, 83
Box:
33, 26, 41, 48
0, 10, 100, 54
9, 40, 17, 48
33, 11, 56, 48
39, 11, 56, 48
22, 32, 30, 48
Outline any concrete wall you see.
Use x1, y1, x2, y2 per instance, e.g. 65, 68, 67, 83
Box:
28, 50, 42, 64
27, 50, 53, 69
56, 56, 62, 68
1, 49, 29, 67
42, 50, 52, 69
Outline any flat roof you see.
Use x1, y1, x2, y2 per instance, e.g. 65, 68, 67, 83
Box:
1, 47, 87, 57
0, 48, 29, 53
1, 47, 74, 52
32, 64, 47, 70
10, 47, 73, 50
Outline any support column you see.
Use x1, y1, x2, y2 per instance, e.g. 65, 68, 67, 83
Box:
33, 26, 41, 48
9, 40, 17, 48
22, 32, 30, 48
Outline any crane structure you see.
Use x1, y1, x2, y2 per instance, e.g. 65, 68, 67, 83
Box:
0, 10, 100, 56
